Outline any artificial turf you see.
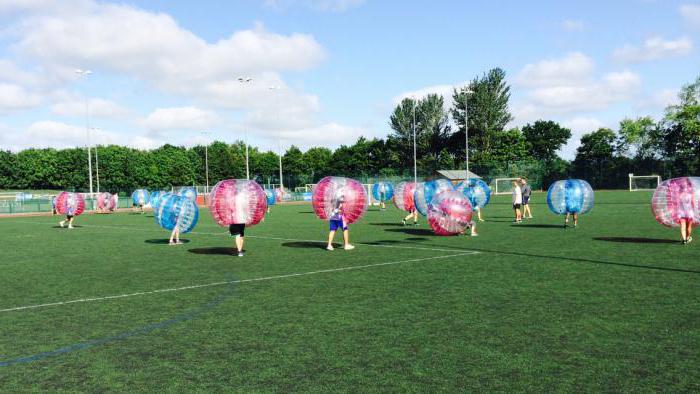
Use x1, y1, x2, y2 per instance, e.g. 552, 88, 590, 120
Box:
0, 190, 698, 391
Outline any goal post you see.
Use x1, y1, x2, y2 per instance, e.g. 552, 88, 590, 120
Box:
629, 174, 661, 191
493, 178, 521, 195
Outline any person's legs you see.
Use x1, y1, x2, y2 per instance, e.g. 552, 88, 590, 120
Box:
573, 213, 578, 227
681, 219, 688, 242
687, 222, 693, 243
477, 208, 483, 222
524, 204, 532, 218
235, 235, 244, 253
327, 230, 336, 249
342, 228, 354, 249
67, 215, 74, 229
413, 210, 418, 224
470, 221, 478, 236
565, 213, 570, 227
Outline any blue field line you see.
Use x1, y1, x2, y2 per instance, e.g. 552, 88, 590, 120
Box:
0, 278, 236, 367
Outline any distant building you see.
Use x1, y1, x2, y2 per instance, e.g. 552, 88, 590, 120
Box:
436, 170, 482, 184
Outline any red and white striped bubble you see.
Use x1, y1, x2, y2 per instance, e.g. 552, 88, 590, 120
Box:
55, 192, 86, 217
652, 177, 700, 227
427, 190, 473, 236
208, 179, 267, 226
97, 192, 115, 211
393, 181, 417, 212
312, 176, 367, 224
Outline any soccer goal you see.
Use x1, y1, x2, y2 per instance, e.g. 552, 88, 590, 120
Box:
493, 178, 522, 195
629, 174, 661, 191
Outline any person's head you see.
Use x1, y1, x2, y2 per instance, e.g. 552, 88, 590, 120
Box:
512, 181, 518, 187
521, 178, 527, 185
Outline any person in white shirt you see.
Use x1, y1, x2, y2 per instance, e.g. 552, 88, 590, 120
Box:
512, 181, 522, 223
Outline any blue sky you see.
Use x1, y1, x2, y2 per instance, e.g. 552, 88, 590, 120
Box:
0, 0, 698, 159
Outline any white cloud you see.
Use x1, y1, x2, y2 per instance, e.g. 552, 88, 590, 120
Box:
561, 19, 585, 32
51, 97, 129, 119
142, 107, 222, 132
613, 36, 693, 63
0, 83, 43, 112
22, 120, 118, 148
516, 52, 594, 88
680, 4, 700, 27
511, 53, 641, 122
633, 88, 681, 112
264, 0, 365, 12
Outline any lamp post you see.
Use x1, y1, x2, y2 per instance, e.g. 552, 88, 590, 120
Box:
268, 85, 284, 190
200, 131, 211, 203
92, 127, 101, 194
75, 68, 93, 196
412, 97, 417, 185
238, 77, 252, 180
463, 87, 474, 181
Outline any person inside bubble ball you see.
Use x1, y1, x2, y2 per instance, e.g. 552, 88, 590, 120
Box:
512, 180, 522, 223
59, 204, 76, 229
402, 209, 418, 226
678, 182, 694, 244
327, 197, 354, 251
169, 215, 183, 246
520, 178, 533, 219
379, 189, 386, 211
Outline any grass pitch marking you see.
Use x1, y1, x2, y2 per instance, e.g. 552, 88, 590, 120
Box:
0, 252, 475, 314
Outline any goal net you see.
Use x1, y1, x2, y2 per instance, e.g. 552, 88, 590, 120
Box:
629, 174, 661, 191
493, 178, 521, 195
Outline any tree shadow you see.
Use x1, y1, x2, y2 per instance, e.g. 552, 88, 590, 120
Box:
510, 224, 564, 229
369, 222, 404, 226
145, 239, 191, 244
188, 247, 236, 255
282, 241, 327, 249
593, 237, 678, 244
385, 228, 435, 236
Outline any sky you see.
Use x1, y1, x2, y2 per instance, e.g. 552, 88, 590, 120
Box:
0, 0, 698, 159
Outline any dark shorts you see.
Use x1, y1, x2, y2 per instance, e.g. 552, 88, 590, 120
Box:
513, 204, 521, 209
329, 219, 347, 231
229, 223, 245, 237
523, 196, 530, 205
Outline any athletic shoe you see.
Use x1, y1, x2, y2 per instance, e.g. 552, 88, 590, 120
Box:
688, 236, 693, 244
237, 251, 244, 257
682, 239, 687, 245
402, 219, 406, 226
326, 245, 334, 251
68, 225, 73, 229
478, 219, 485, 222
471, 232, 478, 237
169, 241, 176, 245
176, 241, 184, 245
344, 244, 355, 250
59, 221, 65, 228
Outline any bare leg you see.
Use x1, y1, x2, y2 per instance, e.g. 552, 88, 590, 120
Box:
565, 213, 570, 227
524, 204, 532, 218
477, 208, 483, 221
236, 235, 244, 252
681, 220, 687, 241
573, 213, 578, 227
343, 229, 350, 246
327, 230, 336, 248
68, 217, 74, 228
169, 228, 177, 244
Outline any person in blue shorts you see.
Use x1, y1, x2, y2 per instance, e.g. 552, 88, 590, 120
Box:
326, 197, 354, 251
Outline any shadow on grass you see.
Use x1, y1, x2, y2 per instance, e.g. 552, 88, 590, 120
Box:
298, 211, 315, 214
52, 225, 84, 228
281, 241, 326, 250
369, 222, 404, 226
363, 240, 401, 245
145, 239, 191, 244
510, 224, 564, 229
385, 228, 435, 236
406, 237, 428, 241
369, 239, 700, 274
188, 247, 236, 256
593, 236, 678, 244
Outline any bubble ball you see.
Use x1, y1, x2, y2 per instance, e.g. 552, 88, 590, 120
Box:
414, 179, 455, 216
428, 190, 473, 236
110, 194, 119, 209
546, 179, 594, 215
456, 178, 491, 209
209, 179, 267, 226
55, 192, 85, 216
155, 194, 199, 233
150, 191, 165, 209
651, 177, 700, 227
132, 189, 150, 206
178, 187, 197, 202
97, 192, 115, 210
393, 181, 417, 212
265, 189, 276, 206
312, 176, 368, 224
372, 182, 395, 202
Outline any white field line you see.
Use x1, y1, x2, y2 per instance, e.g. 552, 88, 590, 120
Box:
8, 220, 477, 254
0, 252, 475, 314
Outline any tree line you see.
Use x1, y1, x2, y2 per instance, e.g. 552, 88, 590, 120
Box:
0, 70, 698, 193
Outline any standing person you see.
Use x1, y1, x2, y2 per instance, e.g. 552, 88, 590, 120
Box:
512, 181, 522, 223
521, 178, 533, 219
679, 182, 694, 244
327, 197, 355, 250
565, 212, 579, 228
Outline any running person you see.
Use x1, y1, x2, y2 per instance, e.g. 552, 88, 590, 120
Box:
59, 204, 76, 229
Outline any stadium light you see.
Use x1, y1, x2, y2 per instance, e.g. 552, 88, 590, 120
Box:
75, 68, 94, 197
268, 85, 284, 190
201, 131, 212, 203
91, 127, 101, 195
238, 77, 253, 180
463, 87, 474, 181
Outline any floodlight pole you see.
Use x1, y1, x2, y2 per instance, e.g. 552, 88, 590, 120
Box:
412, 98, 417, 184
201, 131, 211, 203
268, 86, 284, 190
238, 77, 253, 180
92, 127, 101, 194
76, 69, 93, 196
464, 87, 473, 181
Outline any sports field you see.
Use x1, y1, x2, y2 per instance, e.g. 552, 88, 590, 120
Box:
0, 190, 698, 391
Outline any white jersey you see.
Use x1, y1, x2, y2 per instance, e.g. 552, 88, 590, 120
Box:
512, 185, 522, 205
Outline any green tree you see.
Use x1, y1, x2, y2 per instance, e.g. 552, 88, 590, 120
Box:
573, 128, 617, 187
522, 120, 571, 161
0, 150, 17, 189
452, 68, 513, 162
303, 147, 332, 181
490, 128, 531, 163
617, 117, 659, 159
659, 76, 700, 174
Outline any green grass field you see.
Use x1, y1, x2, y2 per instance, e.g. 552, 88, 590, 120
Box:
0, 190, 698, 391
